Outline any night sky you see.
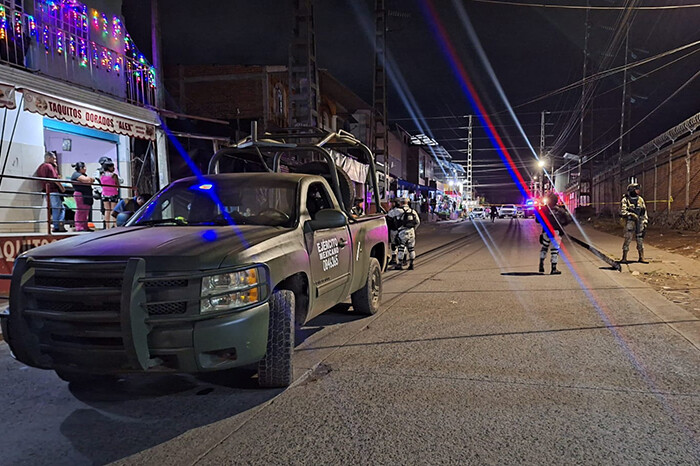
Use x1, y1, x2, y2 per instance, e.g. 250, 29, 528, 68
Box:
122, 0, 700, 203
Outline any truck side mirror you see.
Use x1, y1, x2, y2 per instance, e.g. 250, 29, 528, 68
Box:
116, 211, 134, 227
306, 209, 347, 231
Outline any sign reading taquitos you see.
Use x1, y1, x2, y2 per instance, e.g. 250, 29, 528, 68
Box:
23, 90, 155, 140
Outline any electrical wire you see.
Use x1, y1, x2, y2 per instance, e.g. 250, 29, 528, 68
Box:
517, 39, 700, 111
556, 68, 700, 176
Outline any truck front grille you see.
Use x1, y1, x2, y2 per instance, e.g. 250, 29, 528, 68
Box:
13, 258, 195, 371
145, 302, 187, 315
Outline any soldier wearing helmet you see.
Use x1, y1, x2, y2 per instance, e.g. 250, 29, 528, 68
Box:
620, 182, 648, 263
387, 197, 420, 270
536, 193, 570, 275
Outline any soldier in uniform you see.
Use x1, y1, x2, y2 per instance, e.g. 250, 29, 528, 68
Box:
388, 197, 420, 270
537, 193, 570, 275
620, 182, 648, 263
386, 198, 401, 265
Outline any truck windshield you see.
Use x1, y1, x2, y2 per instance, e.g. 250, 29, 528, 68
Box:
129, 179, 297, 227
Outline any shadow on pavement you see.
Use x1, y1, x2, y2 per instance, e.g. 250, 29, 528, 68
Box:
501, 272, 543, 276
61, 370, 280, 464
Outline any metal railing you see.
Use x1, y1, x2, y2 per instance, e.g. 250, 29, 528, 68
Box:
0, 0, 157, 108
0, 173, 137, 234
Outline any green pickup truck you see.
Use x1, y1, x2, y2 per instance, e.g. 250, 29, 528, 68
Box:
1, 129, 390, 388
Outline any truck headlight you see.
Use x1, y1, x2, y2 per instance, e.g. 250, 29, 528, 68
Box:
200, 266, 267, 313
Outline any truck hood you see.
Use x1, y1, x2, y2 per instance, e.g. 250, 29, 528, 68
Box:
24, 225, 288, 271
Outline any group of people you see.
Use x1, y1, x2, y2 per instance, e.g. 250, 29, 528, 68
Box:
387, 197, 421, 270
36, 152, 148, 232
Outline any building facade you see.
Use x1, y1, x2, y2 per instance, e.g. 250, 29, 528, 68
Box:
0, 0, 163, 249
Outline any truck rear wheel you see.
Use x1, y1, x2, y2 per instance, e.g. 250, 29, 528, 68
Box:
351, 257, 382, 315
258, 289, 295, 388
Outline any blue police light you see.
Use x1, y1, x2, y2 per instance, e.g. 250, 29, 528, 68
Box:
526, 200, 534, 205
201, 230, 218, 242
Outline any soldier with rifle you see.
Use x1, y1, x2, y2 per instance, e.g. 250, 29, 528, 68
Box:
620, 182, 648, 264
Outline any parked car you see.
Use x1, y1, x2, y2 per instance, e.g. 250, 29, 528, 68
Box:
499, 204, 518, 218
516, 206, 525, 218
470, 206, 486, 219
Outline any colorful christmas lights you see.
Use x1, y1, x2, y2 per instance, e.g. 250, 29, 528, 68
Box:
27, 15, 37, 39
79, 37, 88, 67
56, 30, 63, 54
14, 11, 21, 36
112, 17, 121, 38
0, 7, 7, 41
43, 26, 50, 53
1, 0, 156, 90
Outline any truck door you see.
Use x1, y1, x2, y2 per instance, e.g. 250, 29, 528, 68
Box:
305, 182, 352, 313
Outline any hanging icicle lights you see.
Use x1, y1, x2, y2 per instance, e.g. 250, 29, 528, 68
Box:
15, 0, 157, 87
0, 6, 7, 41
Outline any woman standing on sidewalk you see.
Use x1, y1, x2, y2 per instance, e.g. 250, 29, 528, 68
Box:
100, 161, 120, 229
70, 162, 94, 232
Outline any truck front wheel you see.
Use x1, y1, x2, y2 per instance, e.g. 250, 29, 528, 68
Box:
351, 257, 382, 315
258, 289, 295, 388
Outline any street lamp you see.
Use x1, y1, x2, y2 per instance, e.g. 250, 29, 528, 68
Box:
537, 160, 545, 168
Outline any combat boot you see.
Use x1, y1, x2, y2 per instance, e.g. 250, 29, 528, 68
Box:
408, 259, 414, 270
539, 259, 545, 274
550, 263, 561, 275
394, 262, 403, 270
620, 251, 628, 264
638, 249, 648, 264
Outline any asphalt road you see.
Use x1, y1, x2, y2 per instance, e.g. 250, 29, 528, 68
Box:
1, 218, 698, 465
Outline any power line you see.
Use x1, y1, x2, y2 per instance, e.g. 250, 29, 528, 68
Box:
557, 68, 700, 176
471, 0, 700, 10
516, 39, 700, 111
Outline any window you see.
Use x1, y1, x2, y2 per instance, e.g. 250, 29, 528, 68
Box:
130, 178, 297, 227
306, 183, 333, 219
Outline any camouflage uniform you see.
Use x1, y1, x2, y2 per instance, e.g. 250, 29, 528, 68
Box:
388, 199, 420, 270
620, 186, 648, 263
536, 194, 570, 275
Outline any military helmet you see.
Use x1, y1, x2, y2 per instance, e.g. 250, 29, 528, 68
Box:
627, 182, 640, 192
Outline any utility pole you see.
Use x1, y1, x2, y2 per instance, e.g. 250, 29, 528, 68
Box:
618, 25, 630, 156
372, 0, 389, 202
577, 0, 590, 205
150, 0, 164, 110
289, 0, 320, 130
151, 0, 168, 190
540, 110, 546, 197
466, 114, 473, 202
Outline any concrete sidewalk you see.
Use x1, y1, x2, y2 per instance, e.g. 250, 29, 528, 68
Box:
565, 222, 700, 321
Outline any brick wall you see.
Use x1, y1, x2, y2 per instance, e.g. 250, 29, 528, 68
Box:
590, 132, 700, 227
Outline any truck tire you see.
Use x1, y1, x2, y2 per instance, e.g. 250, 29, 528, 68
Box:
351, 257, 382, 315
258, 289, 295, 388
295, 162, 354, 214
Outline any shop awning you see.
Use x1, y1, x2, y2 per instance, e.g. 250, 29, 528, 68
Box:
0, 83, 17, 109
22, 89, 156, 140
